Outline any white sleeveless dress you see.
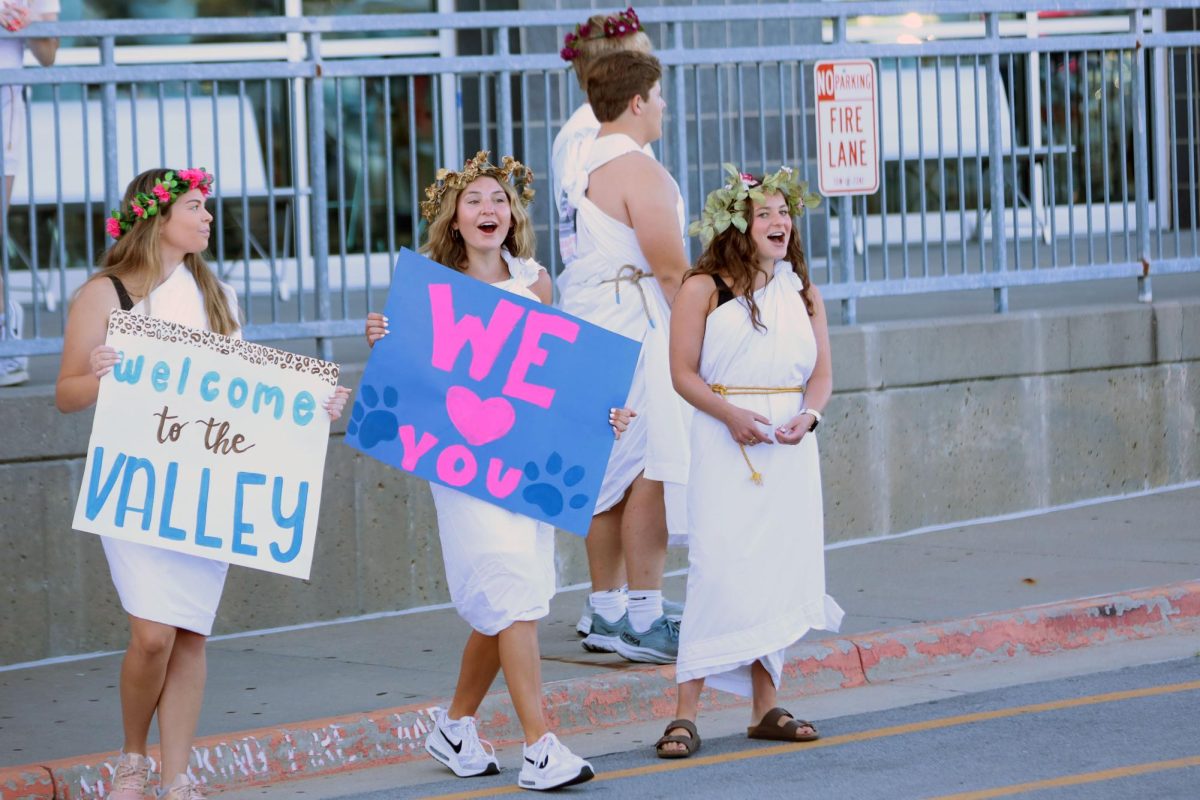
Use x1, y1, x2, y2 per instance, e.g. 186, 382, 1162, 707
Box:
556, 134, 691, 537
100, 264, 239, 636
675, 262, 844, 696
428, 252, 557, 636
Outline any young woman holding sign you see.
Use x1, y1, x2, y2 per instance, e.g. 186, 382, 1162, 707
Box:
656, 166, 843, 759
365, 152, 632, 791
56, 168, 349, 800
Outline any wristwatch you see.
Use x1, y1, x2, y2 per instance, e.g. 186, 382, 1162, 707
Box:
799, 408, 822, 431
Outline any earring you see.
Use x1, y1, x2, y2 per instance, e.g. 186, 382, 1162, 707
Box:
451, 228, 462, 240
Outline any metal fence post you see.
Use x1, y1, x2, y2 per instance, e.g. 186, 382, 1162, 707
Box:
495, 27, 514, 158
306, 32, 332, 361
1131, 10, 1152, 303
100, 36, 120, 216
833, 15, 856, 324
672, 21, 691, 263
985, 13, 1008, 313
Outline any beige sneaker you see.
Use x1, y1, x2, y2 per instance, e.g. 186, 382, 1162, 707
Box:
160, 773, 205, 800
107, 752, 150, 800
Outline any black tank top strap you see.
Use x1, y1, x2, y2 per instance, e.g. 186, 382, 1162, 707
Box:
108, 275, 134, 311
711, 273, 736, 308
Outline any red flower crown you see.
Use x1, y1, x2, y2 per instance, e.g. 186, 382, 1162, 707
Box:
106, 168, 213, 240
560, 7, 643, 62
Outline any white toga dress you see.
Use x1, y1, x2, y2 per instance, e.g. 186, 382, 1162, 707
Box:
556, 133, 691, 539
675, 262, 844, 696
429, 252, 557, 636
101, 264, 239, 636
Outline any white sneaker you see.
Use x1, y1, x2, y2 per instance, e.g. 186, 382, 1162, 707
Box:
424, 707, 500, 778
107, 752, 150, 800
575, 597, 593, 636
518, 732, 594, 791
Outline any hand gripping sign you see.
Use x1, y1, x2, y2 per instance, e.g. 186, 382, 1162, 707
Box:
346, 248, 641, 536
72, 311, 339, 580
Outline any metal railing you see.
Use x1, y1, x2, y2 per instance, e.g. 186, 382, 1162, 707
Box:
1, 1, 1197, 359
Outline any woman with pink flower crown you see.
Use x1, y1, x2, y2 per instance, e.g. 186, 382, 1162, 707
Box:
56, 168, 350, 800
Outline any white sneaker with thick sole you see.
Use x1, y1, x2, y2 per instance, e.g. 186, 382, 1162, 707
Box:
424, 707, 500, 778
518, 732, 594, 791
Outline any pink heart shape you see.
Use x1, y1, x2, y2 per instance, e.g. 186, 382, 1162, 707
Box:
445, 386, 516, 446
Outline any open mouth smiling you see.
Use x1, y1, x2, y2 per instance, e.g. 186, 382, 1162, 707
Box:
767, 231, 787, 244
478, 221, 499, 234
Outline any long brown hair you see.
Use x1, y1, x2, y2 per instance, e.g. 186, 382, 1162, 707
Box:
93, 168, 239, 336
421, 172, 536, 270
689, 188, 814, 331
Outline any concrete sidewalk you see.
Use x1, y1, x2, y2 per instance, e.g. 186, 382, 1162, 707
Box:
3, 485, 1199, 799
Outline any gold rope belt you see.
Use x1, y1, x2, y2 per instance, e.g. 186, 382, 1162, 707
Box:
709, 383, 805, 486
600, 264, 656, 328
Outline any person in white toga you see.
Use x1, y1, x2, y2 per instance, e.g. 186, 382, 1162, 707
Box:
0, 0, 58, 386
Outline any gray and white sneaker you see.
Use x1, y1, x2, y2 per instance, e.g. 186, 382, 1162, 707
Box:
581, 612, 627, 654
0, 301, 28, 387
518, 732, 594, 791
575, 596, 594, 636
578, 595, 683, 636
615, 615, 679, 664
424, 707, 500, 777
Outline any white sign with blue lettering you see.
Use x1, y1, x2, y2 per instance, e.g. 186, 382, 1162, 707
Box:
72, 310, 340, 579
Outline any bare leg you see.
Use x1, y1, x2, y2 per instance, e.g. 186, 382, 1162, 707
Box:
585, 495, 627, 591
156, 630, 207, 785
621, 476, 667, 591
447, 631, 501, 719
659, 678, 704, 755
749, 659, 778, 724
119, 617, 176, 755
496, 621, 549, 745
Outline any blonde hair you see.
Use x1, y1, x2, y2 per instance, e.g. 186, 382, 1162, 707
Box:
571, 13, 653, 93
422, 172, 536, 270
93, 168, 239, 336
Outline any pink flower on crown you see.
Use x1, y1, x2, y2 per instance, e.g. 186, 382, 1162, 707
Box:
131, 202, 145, 218
740, 172, 755, 183
153, 183, 171, 203
106, 217, 123, 239
176, 168, 212, 196
578, 23, 591, 38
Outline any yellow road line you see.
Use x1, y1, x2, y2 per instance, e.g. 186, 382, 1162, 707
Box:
419, 679, 1200, 800
928, 754, 1200, 799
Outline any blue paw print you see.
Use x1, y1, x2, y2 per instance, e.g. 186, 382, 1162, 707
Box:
347, 384, 400, 449
522, 452, 589, 517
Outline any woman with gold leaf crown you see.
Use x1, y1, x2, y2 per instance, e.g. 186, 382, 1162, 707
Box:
365, 152, 630, 791
655, 165, 844, 759
56, 168, 350, 799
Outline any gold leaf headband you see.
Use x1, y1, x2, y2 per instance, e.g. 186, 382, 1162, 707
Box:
420, 151, 536, 223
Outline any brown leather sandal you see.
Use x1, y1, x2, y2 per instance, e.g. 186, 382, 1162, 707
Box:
747, 707, 820, 742
655, 718, 702, 759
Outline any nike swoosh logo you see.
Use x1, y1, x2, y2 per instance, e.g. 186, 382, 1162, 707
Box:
524, 755, 550, 769
441, 729, 463, 754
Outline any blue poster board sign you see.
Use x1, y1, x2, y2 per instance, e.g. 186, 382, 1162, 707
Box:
346, 248, 641, 535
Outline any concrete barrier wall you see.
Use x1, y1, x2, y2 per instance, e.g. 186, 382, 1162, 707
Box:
2, 298, 1197, 664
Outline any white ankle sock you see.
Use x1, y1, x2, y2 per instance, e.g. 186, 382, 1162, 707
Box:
590, 589, 626, 624
627, 590, 663, 632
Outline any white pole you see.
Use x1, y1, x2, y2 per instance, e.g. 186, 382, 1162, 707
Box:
287, 0, 312, 291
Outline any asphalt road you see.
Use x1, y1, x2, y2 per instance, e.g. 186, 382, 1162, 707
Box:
331, 657, 1200, 800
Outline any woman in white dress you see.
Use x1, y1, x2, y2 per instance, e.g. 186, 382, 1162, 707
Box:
364, 152, 631, 791
657, 165, 844, 758
56, 168, 350, 799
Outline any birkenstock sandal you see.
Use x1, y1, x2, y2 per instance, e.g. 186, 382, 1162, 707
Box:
655, 718, 702, 758
747, 707, 820, 742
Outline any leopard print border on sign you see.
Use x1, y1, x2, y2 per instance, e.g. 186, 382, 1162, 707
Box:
107, 310, 340, 386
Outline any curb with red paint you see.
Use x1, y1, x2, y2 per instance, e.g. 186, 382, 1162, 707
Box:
4, 580, 1197, 799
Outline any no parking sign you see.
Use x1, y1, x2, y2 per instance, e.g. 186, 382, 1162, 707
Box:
814, 60, 880, 196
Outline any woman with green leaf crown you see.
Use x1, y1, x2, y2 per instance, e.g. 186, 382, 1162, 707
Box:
656, 165, 844, 759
